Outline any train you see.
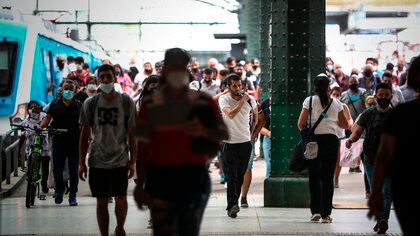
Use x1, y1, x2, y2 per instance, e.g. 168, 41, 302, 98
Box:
0, 8, 108, 135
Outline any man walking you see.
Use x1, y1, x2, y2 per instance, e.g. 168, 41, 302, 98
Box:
79, 64, 137, 236
219, 74, 258, 218
346, 83, 394, 234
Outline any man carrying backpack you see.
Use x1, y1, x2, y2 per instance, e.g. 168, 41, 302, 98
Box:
79, 64, 137, 236
346, 83, 393, 235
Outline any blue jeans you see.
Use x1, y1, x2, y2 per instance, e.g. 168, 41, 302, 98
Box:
365, 163, 392, 220
262, 136, 271, 178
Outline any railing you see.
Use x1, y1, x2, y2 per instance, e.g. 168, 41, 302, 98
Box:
0, 129, 22, 191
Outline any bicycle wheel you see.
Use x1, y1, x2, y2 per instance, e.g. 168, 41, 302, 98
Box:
31, 160, 40, 206
25, 154, 40, 208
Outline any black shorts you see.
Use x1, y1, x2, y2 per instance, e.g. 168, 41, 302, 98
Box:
89, 167, 128, 198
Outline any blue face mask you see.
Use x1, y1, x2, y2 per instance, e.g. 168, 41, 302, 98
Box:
62, 90, 74, 100
99, 83, 114, 94
327, 65, 334, 72
350, 94, 359, 102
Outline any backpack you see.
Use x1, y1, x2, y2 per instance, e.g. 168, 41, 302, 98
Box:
87, 93, 132, 130
363, 110, 390, 159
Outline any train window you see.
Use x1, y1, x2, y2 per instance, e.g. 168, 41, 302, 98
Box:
0, 42, 17, 96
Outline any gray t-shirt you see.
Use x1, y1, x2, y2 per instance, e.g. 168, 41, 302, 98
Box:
79, 94, 136, 169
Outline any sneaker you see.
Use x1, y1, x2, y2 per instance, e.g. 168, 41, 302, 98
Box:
322, 216, 333, 223
69, 196, 78, 206
224, 182, 227, 189
240, 197, 249, 208
227, 205, 240, 218
54, 191, 64, 204
310, 214, 321, 222
377, 219, 389, 234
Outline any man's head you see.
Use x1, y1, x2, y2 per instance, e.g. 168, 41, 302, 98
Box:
67, 56, 75, 65
251, 58, 260, 70
97, 64, 116, 94
208, 58, 218, 68
143, 62, 153, 75
375, 83, 393, 110
226, 57, 236, 71
56, 56, 66, 70
386, 63, 394, 73
227, 74, 242, 96
382, 72, 393, 86
162, 48, 191, 90
334, 64, 343, 76
397, 59, 405, 71
86, 76, 97, 91
348, 74, 360, 92
203, 68, 214, 84
219, 69, 229, 81
62, 80, 76, 101
363, 64, 374, 78
75, 56, 84, 65
407, 55, 420, 93
235, 64, 245, 76
27, 100, 41, 114
365, 57, 375, 66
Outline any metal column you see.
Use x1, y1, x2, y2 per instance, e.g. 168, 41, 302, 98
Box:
259, 0, 271, 101
264, 0, 325, 207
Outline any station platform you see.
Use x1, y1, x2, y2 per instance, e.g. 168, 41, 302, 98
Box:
0, 159, 402, 235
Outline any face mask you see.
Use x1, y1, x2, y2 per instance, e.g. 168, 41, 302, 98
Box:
115, 71, 121, 77
87, 84, 97, 91
363, 70, 373, 78
29, 110, 40, 120
252, 65, 258, 70
349, 83, 359, 91
57, 61, 65, 70
167, 72, 189, 89
377, 98, 391, 109
145, 69, 153, 75
99, 83, 114, 94
62, 90, 74, 100
191, 68, 199, 73
326, 65, 334, 71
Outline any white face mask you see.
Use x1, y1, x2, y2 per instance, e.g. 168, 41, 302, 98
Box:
167, 72, 189, 89
87, 84, 97, 91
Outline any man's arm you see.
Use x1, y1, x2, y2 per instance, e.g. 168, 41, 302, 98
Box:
260, 127, 271, 137
346, 123, 364, 148
251, 112, 265, 141
222, 94, 248, 119
78, 124, 91, 181
40, 115, 52, 128
127, 125, 138, 179
250, 107, 259, 136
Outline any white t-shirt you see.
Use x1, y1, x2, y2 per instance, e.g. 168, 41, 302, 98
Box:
21, 112, 50, 156
134, 73, 147, 89
303, 95, 343, 137
219, 93, 257, 144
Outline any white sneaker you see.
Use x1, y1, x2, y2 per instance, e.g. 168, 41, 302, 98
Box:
310, 214, 321, 222
322, 216, 333, 223
224, 183, 227, 189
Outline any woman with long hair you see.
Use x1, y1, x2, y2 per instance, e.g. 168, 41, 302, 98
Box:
297, 74, 351, 223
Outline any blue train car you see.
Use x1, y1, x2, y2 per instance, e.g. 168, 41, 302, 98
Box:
0, 9, 106, 134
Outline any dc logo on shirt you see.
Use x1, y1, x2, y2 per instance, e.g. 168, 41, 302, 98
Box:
98, 108, 119, 126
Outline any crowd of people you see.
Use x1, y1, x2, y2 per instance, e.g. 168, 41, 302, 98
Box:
18, 48, 419, 235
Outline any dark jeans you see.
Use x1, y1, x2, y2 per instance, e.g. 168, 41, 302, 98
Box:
40, 156, 50, 188
223, 141, 252, 210
150, 191, 210, 236
307, 134, 339, 218
365, 163, 392, 220
52, 138, 79, 197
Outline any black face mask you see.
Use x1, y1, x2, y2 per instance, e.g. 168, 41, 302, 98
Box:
349, 83, 359, 91
363, 70, 373, 78
145, 69, 153, 75
191, 68, 199, 73
377, 98, 391, 109
236, 72, 242, 77
57, 61, 65, 70
252, 65, 258, 70
229, 67, 235, 73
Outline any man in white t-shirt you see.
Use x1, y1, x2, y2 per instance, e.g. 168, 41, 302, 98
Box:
218, 74, 258, 219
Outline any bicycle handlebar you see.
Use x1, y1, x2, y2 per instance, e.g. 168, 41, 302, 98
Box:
10, 124, 67, 134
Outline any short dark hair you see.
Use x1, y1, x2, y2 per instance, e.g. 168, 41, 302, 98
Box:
407, 55, 420, 92
67, 56, 75, 63
220, 69, 229, 76
164, 48, 191, 68
226, 73, 241, 85
366, 57, 375, 64
203, 68, 213, 75
375, 82, 392, 93
82, 63, 90, 70
226, 56, 236, 65
27, 100, 41, 110
86, 76, 97, 85
382, 72, 393, 79
97, 64, 115, 77
386, 63, 394, 71
75, 56, 84, 64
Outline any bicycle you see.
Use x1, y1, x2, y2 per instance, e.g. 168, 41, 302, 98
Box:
11, 124, 67, 208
